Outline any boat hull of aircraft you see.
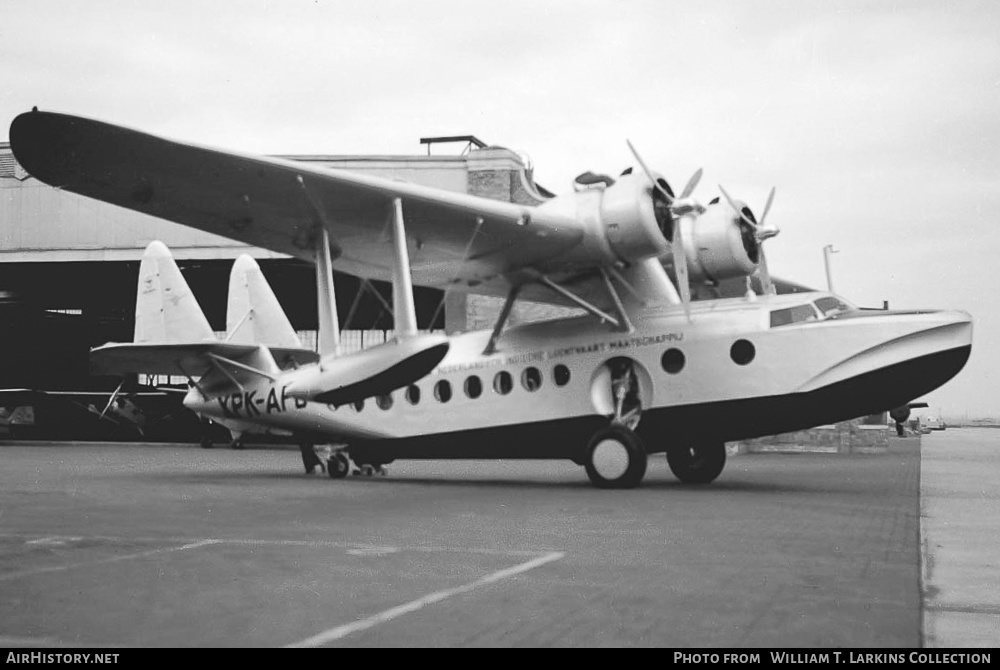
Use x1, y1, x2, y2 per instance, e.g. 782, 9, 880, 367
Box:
184, 293, 972, 469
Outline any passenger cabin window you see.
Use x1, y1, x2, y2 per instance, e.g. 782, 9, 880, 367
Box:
464, 375, 483, 399
353, 398, 365, 412
376, 394, 393, 410
553, 364, 571, 387
405, 384, 420, 405
661, 348, 685, 374
493, 371, 513, 395
434, 380, 452, 403
814, 296, 852, 318
522, 367, 542, 392
769, 304, 819, 328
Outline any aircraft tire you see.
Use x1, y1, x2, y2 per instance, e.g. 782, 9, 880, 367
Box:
584, 425, 647, 489
666, 441, 726, 484
328, 453, 350, 479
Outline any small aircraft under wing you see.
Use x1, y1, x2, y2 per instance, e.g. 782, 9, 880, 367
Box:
0, 387, 171, 441
10, 109, 974, 488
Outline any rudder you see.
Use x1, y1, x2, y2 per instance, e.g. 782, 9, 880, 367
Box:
226, 254, 303, 349
134, 241, 214, 344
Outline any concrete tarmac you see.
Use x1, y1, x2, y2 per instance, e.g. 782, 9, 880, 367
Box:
920, 428, 1000, 648
0, 429, 994, 648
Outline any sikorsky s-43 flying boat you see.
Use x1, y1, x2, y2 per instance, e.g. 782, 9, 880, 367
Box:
9, 110, 973, 488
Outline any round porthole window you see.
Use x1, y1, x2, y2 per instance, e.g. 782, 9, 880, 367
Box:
493, 371, 513, 395
521, 367, 542, 391
465, 375, 483, 399
553, 364, 571, 387
661, 348, 685, 374
730, 339, 756, 365
434, 380, 452, 403
405, 384, 420, 405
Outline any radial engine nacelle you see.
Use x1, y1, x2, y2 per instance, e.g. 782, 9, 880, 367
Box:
538, 172, 760, 282
674, 199, 761, 283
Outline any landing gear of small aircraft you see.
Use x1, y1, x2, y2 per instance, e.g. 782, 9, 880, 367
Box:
327, 452, 350, 479
299, 442, 326, 475
199, 436, 213, 449
352, 463, 387, 477
230, 436, 245, 450
583, 425, 647, 489
666, 441, 726, 484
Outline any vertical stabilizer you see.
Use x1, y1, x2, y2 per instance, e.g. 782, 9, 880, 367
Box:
315, 228, 341, 357
227, 254, 303, 349
134, 241, 214, 344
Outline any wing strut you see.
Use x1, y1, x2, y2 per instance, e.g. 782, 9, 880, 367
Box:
207, 357, 246, 393
600, 269, 635, 333
205, 352, 278, 382
315, 227, 341, 358
175, 360, 208, 400
483, 285, 522, 356
297, 175, 341, 358
532, 273, 621, 328
390, 198, 418, 338
606, 266, 647, 308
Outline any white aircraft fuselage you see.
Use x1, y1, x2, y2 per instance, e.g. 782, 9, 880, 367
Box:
184, 291, 972, 463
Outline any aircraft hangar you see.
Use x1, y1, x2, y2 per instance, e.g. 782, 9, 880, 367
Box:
0, 135, 553, 393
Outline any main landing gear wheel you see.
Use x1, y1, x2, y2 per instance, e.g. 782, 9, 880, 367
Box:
584, 426, 647, 489
666, 441, 726, 484
327, 452, 350, 479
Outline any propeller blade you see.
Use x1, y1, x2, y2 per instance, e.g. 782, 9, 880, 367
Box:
672, 218, 692, 321
679, 168, 703, 199
717, 184, 756, 229
626, 139, 673, 203
759, 186, 776, 227
758, 245, 775, 295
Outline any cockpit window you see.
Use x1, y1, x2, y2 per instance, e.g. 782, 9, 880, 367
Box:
769, 304, 819, 328
814, 296, 852, 317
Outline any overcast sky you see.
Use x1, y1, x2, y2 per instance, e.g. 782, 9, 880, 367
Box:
2, 0, 999, 418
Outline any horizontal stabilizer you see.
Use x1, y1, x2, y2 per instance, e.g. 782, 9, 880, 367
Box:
90, 342, 316, 377
283, 333, 449, 406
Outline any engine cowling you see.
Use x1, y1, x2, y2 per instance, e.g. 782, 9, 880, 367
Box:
536, 173, 760, 284
537, 172, 674, 266
677, 200, 760, 283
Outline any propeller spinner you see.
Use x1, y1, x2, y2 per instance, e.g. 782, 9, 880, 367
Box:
717, 185, 780, 295
626, 140, 703, 321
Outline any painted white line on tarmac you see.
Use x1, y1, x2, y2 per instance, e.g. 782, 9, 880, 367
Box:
0, 539, 220, 581
286, 551, 566, 647
0, 533, 550, 557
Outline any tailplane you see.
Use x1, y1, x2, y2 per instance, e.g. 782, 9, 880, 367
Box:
92, 242, 316, 378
